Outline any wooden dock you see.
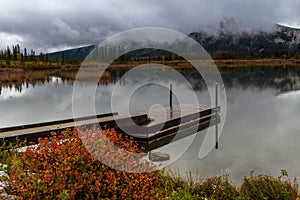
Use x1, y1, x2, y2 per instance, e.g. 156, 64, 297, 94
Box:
0, 112, 149, 144
129, 104, 220, 150
0, 104, 220, 151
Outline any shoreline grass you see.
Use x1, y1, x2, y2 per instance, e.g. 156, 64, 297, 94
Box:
1, 59, 300, 72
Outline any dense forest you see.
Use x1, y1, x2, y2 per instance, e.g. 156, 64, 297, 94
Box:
0, 44, 93, 66
0, 45, 37, 65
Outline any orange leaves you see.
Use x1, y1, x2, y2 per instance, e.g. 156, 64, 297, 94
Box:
8, 128, 166, 199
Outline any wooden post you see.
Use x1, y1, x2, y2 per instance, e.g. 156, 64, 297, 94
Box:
215, 83, 219, 149
170, 83, 173, 108
170, 83, 173, 118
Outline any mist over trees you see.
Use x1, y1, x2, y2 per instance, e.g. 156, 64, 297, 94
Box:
189, 18, 300, 59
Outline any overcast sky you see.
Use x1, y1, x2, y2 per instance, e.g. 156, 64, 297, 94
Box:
0, 0, 300, 53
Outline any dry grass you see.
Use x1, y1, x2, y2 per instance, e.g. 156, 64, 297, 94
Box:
240, 174, 299, 200
164, 171, 299, 200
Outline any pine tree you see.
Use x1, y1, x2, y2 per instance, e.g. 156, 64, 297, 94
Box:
16, 44, 21, 61
39, 52, 44, 62
6, 46, 11, 64
30, 49, 35, 62
61, 52, 65, 64
12, 45, 17, 60
24, 48, 28, 61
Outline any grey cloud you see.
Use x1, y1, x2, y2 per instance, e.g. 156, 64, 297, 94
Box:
0, 0, 300, 52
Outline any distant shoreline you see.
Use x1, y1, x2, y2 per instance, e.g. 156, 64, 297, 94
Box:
1, 59, 300, 72
214, 59, 300, 67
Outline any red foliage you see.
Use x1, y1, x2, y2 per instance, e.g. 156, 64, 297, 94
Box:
9, 128, 165, 199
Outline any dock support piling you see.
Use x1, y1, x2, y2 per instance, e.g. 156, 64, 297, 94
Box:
169, 83, 173, 109
215, 83, 219, 149
170, 83, 173, 109
170, 83, 173, 118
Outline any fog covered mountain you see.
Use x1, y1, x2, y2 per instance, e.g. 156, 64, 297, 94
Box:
43, 23, 300, 62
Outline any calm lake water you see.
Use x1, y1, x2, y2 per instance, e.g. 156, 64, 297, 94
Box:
1, 66, 300, 183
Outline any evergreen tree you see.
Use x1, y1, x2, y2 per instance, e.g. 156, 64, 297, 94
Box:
61, 52, 65, 64
30, 49, 36, 62
24, 48, 28, 61
39, 52, 44, 62
6, 46, 12, 63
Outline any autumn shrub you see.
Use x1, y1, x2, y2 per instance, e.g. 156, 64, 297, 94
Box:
77, 126, 153, 173
8, 127, 165, 199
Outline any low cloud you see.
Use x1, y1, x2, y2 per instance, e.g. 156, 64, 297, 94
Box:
0, 0, 300, 52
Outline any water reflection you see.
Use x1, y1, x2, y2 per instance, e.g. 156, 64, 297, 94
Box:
1, 66, 300, 95
170, 87, 300, 184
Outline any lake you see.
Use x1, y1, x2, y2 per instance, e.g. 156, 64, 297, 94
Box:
1, 66, 300, 183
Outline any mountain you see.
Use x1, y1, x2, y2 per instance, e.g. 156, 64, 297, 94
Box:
188, 24, 300, 59
275, 23, 300, 44
45, 45, 173, 63
44, 24, 300, 62
46, 45, 95, 62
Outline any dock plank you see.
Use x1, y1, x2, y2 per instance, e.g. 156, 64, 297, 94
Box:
0, 113, 149, 141
142, 104, 212, 126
